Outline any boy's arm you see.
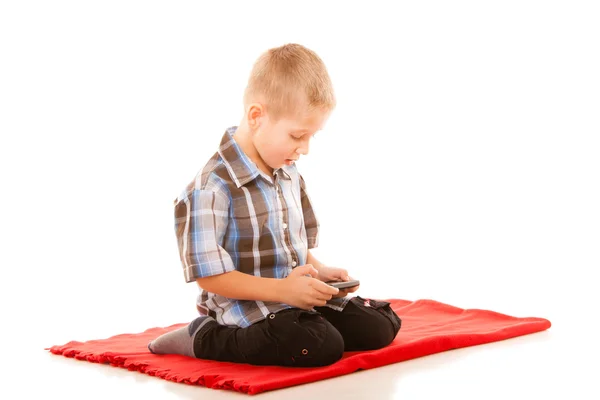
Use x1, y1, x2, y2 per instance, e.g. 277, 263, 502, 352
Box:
306, 250, 325, 271
176, 189, 281, 300
176, 187, 337, 308
198, 250, 329, 300
307, 250, 349, 284
300, 174, 325, 273
196, 271, 284, 302
197, 265, 339, 309
175, 188, 237, 283
299, 174, 319, 249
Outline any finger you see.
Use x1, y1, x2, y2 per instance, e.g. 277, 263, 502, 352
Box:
306, 291, 327, 307
311, 296, 328, 307
310, 287, 332, 300
313, 292, 332, 301
315, 280, 340, 295
294, 264, 318, 278
305, 264, 319, 278
346, 285, 359, 293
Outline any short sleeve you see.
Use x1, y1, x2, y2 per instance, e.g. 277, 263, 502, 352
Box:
174, 189, 236, 282
299, 174, 320, 249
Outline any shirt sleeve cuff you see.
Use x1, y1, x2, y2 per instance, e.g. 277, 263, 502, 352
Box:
184, 256, 236, 283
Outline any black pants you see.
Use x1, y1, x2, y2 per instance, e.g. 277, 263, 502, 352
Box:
193, 296, 402, 367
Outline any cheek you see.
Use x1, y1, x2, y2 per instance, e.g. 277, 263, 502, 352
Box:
255, 134, 283, 162
267, 135, 290, 155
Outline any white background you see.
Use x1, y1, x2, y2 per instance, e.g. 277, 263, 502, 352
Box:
1, 1, 598, 399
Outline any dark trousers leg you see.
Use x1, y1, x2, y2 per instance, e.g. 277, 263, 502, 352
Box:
315, 296, 402, 351
193, 308, 345, 367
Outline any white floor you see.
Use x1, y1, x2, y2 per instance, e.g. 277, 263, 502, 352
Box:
3, 1, 599, 399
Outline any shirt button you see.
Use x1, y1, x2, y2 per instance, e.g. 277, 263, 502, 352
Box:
282, 223, 288, 229
292, 261, 297, 267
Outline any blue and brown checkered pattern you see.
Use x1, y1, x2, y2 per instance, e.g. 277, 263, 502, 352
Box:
174, 127, 349, 328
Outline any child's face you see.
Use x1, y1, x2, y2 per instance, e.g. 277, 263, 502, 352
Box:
254, 108, 329, 171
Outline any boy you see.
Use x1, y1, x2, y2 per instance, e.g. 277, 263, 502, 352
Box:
149, 44, 401, 367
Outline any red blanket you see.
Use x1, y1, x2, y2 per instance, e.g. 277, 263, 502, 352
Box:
48, 299, 550, 395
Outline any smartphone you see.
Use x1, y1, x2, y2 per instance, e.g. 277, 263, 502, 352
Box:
326, 279, 360, 290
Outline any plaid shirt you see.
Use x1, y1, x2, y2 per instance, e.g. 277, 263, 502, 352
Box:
174, 127, 349, 328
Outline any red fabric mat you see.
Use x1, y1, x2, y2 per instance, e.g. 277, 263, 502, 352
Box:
48, 299, 550, 395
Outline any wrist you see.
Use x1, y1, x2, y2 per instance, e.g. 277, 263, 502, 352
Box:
312, 263, 324, 271
272, 277, 288, 303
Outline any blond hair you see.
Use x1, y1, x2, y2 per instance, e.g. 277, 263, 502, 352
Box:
243, 43, 336, 120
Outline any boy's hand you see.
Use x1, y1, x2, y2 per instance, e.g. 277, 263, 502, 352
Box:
279, 264, 340, 310
318, 266, 360, 298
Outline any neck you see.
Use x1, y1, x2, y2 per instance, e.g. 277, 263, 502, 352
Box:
233, 121, 273, 176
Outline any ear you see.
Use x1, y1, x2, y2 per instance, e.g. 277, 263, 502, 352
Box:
246, 103, 265, 130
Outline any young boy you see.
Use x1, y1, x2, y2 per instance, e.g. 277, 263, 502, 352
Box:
148, 44, 401, 367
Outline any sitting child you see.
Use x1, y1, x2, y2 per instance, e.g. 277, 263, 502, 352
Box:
149, 43, 401, 367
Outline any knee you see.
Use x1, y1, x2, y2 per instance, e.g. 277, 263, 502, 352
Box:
272, 311, 344, 367
368, 315, 399, 349
374, 309, 402, 349
354, 301, 402, 350
292, 314, 344, 367
314, 319, 345, 366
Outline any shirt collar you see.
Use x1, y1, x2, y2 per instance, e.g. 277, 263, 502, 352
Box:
218, 127, 291, 188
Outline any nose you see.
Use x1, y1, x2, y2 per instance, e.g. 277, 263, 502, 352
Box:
296, 140, 309, 156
